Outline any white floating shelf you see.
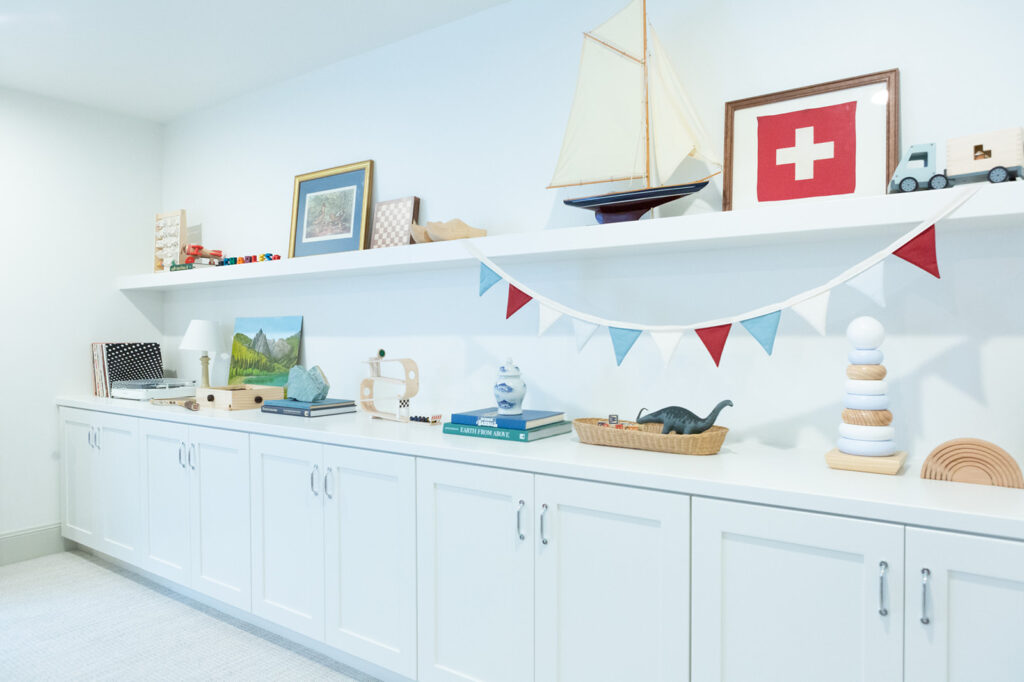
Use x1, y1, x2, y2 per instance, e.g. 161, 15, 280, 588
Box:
117, 182, 1024, 293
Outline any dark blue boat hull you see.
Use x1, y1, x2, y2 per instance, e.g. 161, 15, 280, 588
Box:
563, 180, 710, 223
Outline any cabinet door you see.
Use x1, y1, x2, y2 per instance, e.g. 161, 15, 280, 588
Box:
60, 408, 99, 545
417, 459, 534, 682
906, 528, 1024, 682
692, 498, 903, 682
139, 419, 191, 584
251, 435, 324, 639
190, 426, 251, 611
535, 476, 689, 682
323, 446, 416, 678
94, 413, 140, 562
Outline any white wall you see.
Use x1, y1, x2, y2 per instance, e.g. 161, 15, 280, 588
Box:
151, 0, 1024, 461
0, 88, 163, 535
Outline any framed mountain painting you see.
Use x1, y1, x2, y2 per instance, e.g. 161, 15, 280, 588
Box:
228, 316, 302, 386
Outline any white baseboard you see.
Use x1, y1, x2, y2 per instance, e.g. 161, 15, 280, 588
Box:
0, 523, 70, 566
70, 544, 410, 682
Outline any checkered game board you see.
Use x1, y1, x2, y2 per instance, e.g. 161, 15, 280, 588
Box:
370, 197, 419, 248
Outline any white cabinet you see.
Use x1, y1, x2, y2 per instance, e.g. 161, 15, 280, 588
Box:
324, 445, 417, 679
251, 435, 417, 676
60, 408, 100, 545
534, 475, 689, 682
59, 408, 139, 562
417, 459, 535, 682
691, 498, 904, 682
139, 421, 251, 610
905, 528, 1024, 682
417, 459, 691, 682
251, 435, 325, 639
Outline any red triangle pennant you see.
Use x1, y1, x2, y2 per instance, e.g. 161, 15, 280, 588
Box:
894, 225, 940, 278
506, 284, 533, 318
696, 324, 731, 367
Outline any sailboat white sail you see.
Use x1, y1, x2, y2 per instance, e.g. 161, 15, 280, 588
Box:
549, 0, 717, 191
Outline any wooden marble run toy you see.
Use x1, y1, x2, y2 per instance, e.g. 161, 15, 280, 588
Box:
359, 349, 419, 422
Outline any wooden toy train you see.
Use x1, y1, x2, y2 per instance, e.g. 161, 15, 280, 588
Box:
889, 127, 1023, 193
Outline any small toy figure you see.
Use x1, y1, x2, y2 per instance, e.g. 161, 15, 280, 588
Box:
635, 400, 733, 435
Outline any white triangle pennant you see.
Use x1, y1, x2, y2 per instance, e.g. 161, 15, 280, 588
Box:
846, 262, 886, 307
648, 330, 684, 365
538, 303, 563, 336
572, 318, 600, 351
790, 290, 830, 335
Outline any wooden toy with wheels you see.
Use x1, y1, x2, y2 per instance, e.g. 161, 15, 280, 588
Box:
359, 349, 419, 422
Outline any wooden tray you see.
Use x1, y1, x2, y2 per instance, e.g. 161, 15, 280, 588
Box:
573, 418, 726, 455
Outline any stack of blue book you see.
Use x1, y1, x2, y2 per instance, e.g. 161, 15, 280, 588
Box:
444, 408, 570, 442
261, 398, 356, 417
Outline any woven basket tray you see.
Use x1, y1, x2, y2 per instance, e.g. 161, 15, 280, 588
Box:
573, 419, 727, 456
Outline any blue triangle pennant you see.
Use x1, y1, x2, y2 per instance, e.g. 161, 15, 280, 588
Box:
608, 327, 643, 366
479, 263, 502, 296
741, 310, 781, 356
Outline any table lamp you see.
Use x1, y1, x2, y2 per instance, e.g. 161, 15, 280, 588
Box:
179, 320, 222, 388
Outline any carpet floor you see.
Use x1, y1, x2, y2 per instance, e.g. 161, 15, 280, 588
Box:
0, 551, 380, 681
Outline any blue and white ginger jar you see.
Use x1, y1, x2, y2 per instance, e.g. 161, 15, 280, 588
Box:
493, 358, 526, 415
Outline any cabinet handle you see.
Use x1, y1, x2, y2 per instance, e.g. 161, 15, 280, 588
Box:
87, 427, 95, 448
920, 568, 931, 625
515, 499, 525, 540
94, 428, 101, 450
324, 467, 334, 500
188, 443, 196, 470
178, 442, 186, 469
310, 465, 320, 496
540, 504, 549, 545
878, 561, 889, 616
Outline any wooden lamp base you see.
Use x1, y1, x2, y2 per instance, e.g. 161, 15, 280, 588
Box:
826, 448, 907, 475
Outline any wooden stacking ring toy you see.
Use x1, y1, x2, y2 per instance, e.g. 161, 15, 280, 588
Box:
842, 409, 893, 426
921, 438, 1024, 489
846, 365, 887, 380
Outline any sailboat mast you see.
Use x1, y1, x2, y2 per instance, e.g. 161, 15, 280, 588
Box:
641, 0, 651, 188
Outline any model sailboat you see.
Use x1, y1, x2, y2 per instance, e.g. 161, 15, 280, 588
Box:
549, 0, 719, 223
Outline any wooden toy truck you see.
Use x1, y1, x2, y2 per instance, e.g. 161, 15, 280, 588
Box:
889, 127, 1024, 193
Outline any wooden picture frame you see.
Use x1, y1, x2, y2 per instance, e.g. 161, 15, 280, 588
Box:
289, 160, 373, 258
154, 209, 187, 271
723, 69, 899, 211
369, 196, 420, 249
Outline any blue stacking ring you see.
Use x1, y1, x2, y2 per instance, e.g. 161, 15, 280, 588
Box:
849, 349, 883, 364
837, 437, 897, 457
843, 394, 890, 410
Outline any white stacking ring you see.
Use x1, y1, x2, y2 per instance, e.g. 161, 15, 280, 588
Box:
849, 349, 883, 365
843, 394, 890, 410
846, 379, 888, 395
837, 437, 897, 457
838, 423, 894, 441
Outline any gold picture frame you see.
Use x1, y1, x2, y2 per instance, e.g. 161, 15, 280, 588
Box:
289, 160, 373, 258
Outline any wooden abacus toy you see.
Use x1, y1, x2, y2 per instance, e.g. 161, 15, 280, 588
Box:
826, 317, 907, 475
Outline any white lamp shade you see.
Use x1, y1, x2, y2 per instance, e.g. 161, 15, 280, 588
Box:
179, 320, 222, 353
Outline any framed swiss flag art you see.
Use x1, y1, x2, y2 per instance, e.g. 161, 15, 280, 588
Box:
723, 70, 899, 211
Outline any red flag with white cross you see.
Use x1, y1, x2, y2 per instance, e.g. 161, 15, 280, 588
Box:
756, 101, 858, 202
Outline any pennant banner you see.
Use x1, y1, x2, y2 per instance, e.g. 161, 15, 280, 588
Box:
506, 284, 532, 319
846, 261, 886, 307
894, 225, 940, 278
461, 185, 980, 365
609, 327, 643, 366
791, 290, 830, 335
696, 324, 731, 366
740, 310, 781, 355
573, 318, 600, 351
648, 330, 684, 366
538, 303, 563, 336
479, 263, 502, 296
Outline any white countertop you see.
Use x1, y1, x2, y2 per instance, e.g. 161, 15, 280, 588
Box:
57, 395, 1024, 542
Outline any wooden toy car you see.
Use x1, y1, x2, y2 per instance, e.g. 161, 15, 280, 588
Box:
890, 127, 1024, 193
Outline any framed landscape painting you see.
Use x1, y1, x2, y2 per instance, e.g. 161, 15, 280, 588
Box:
289, 160, 373, 257
723, 70, 899, 211
228, 316, 302, 386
